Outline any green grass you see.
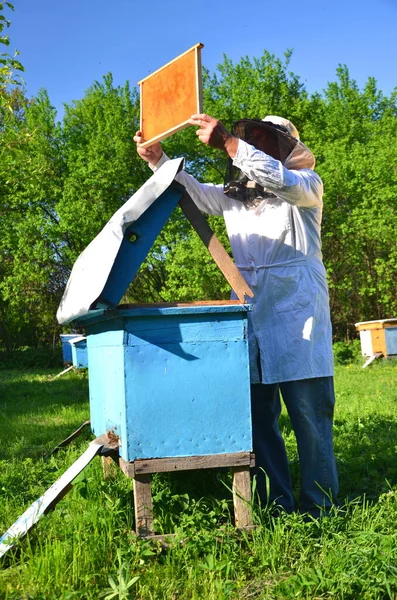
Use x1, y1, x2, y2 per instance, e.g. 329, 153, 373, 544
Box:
1, 360, 397, 599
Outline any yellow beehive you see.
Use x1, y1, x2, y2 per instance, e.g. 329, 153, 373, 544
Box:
355, 319, 397, 358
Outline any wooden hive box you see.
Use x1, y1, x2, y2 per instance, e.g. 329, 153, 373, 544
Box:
82, 302, 251, 463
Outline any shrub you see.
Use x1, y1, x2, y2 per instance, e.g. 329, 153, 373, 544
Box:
333, 339, 362, 365
0, 346, 63, 369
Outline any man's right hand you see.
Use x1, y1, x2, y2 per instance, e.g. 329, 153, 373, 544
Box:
134, 131, 163, 166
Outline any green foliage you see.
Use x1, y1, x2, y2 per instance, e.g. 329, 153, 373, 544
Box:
59, 74, 142, 258
0, 345, 62, 369
98, 549, 139, 599
0, 2, 24, 110
310, 67, 397, 337
333, 339, 362, 365
0, 77, 143, 348
0, 89, 66, 349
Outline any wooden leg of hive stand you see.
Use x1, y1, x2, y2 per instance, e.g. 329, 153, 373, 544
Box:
232, 466, 253, 529
133, 474, 154, 537
101, 456, 116, 479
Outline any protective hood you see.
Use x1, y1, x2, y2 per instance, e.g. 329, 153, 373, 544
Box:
262, 115, 315, 170
223, 115, 316, 206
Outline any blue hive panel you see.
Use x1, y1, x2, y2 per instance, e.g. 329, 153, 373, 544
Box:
385, 327, 397, 355
88, 331, 127, 442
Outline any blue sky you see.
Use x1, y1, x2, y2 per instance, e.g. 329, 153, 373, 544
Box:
8, 0, 397, 120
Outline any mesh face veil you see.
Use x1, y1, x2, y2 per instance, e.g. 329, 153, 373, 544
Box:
223, 118, 299, 206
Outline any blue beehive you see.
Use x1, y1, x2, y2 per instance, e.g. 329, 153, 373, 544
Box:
69, 336, 88, 369
57, 158, 253, 464
81, 303, 251, 462
60, 334, 80, 365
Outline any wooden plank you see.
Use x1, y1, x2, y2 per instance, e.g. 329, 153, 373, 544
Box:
55, 365, 74, 378
132, 452, 253, 475
133, 474, 154, 537
101, 456, 117, 479
51, 420, 91, 454
117, 300, 243, 310
232, 466, 253, 529
116, 456, 135, 478
362, 352, 383, 368
0, 440, 105, 558
139, 43, 203, 148
179, 194, 254, 303
371, 329, 386, 355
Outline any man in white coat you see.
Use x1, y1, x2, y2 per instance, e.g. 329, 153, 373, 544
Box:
134, 113, 339, 517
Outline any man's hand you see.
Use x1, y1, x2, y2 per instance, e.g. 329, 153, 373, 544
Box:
134, 131, 163, 166
188, 114, 239, 158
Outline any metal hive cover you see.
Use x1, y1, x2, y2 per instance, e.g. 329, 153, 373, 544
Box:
56, 158, 184, 325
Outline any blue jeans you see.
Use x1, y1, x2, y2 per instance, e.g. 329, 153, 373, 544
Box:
250, 377, 339, 516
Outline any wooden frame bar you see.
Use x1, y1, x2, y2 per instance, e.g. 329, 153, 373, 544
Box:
178, 194, 254, 303
133, 474, 154, 537
116, 451, 255, 477
232, 466, 253, 529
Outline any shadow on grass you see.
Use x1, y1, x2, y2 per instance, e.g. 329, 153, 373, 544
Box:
0, 370, 90, 460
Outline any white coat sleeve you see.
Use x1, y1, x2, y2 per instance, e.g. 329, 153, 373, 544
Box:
232, 140, 323, 208
149, 152, 226, 216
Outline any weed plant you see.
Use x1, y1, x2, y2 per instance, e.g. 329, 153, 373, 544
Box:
0, 356, 397, 599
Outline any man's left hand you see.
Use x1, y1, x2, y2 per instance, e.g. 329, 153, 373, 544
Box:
189, 114, 239, 158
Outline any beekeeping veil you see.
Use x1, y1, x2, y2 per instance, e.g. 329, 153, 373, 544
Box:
224, 115, 316, 206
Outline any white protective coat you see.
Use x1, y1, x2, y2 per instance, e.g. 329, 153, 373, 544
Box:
151, 138, 334, 384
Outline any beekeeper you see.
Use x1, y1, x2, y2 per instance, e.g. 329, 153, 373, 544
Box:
134, 113, 339, 517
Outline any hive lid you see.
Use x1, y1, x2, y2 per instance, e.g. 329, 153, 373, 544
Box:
68, 335, 86, 345
355, 318, 397, 329
57, 158, 184, 325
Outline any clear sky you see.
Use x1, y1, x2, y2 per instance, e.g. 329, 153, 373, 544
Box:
8, 0, 397, 120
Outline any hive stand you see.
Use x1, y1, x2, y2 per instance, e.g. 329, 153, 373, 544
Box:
101, 439, 255, 537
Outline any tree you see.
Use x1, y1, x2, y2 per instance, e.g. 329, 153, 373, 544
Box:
306, 67, 397, 336
0, 76, 145, 347
0, 2, 24, 111
1, 50, 396, 348
0, 90, 64, 348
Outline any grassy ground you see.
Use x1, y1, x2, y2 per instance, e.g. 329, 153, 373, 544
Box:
1, 358, 397, 599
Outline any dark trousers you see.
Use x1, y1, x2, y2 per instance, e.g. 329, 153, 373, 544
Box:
250, 377, 339, 515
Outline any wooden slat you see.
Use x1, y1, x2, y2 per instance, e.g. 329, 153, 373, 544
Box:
232, 466, 253, 529
179, 194, 254, 303
107, 451, 255, 476
51, 419, 91, 454
117, 456, 135, 478
133, 474, 154, 537
132, 452, 253, 475
101, 456, 117, 479
117, 300, 243, 309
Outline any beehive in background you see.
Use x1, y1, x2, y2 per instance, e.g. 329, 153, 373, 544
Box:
355, 319, 397, 358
